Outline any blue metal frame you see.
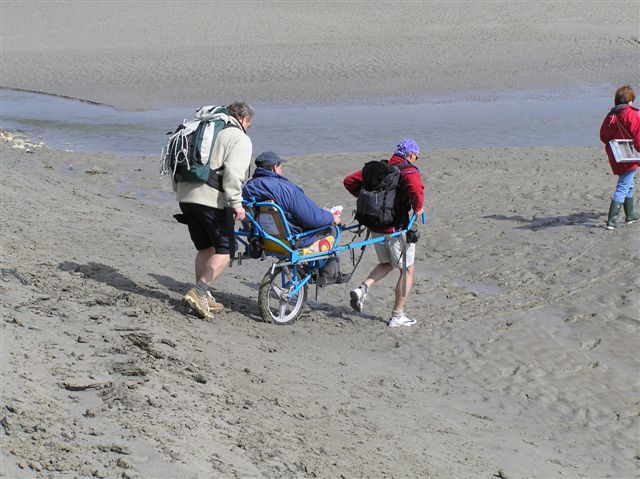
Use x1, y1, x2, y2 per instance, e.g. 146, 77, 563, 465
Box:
235, 198, 425, 299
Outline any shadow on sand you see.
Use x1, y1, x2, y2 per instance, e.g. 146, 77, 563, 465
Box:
483, 211, 605, 230
149, 272, 264, 322
58, 261, 175, 302
56, 261, 264, 321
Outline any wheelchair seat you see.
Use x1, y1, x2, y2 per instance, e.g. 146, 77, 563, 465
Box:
255, 201, 335, 257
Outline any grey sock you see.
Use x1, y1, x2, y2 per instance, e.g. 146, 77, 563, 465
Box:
194, 281, 209, 297
391, 309, 403, 318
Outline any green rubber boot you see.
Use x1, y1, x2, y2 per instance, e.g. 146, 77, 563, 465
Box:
623, 197, 640, 224
606, 200, 623, 230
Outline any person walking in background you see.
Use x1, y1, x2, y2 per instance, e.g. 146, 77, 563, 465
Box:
176, 102, 253, 319
600, 85, 640, 230
343, 138, 424, 327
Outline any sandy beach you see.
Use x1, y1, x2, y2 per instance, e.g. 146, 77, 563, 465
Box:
2, 137, 639, 478
1, 1, 639, 478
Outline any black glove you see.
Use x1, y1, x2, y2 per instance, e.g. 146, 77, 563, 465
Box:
406, 224, 420, 244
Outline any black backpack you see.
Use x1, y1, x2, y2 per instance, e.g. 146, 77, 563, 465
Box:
355, 160, 411, 228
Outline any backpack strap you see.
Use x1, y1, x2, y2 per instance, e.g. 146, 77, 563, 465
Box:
611, 111, 633, 140
223, 122, 241, 132
397, 160, 418, 173
206, 165, 226, 190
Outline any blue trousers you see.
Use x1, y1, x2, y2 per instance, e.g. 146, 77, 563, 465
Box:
613, 169, 637, 203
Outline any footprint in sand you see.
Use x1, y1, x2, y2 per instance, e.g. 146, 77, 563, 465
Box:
580, 338, 601, 350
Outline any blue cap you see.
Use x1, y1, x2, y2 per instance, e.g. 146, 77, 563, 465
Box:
394, 138, 420, 158
255, 151, 287, 168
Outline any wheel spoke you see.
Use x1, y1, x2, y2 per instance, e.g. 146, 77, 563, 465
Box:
278, 301, 287, 319
271, 285, 283, 299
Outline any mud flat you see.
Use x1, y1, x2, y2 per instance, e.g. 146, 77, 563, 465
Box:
1, 2, 638, 109
1, 135, 638, 477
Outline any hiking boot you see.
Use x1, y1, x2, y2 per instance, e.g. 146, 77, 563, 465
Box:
206, 291, 224, 313
388, 314, 417, 328
182, 288, 213, 320
623, 197, 640, 224
605, 200, 623, 230
350, 286, 367, 313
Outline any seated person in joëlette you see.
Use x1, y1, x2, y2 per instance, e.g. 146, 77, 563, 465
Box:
242, 151, 341, 250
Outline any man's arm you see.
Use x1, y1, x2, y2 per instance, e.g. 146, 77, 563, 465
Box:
222, 133, 252, 220
343, 170, 364, 198
403, 169, 425, 213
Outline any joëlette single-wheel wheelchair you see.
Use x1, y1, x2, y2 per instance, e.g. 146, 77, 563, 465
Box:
234, 199, 423, 325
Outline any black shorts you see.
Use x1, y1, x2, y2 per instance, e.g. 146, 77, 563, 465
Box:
179, 203, 232, 253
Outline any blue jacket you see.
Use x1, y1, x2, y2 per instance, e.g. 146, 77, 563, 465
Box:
242, 169, 334, 238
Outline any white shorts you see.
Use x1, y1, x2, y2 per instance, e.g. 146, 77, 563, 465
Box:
371, 232, 415, 268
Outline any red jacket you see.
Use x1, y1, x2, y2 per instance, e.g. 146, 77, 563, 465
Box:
599, 104, 640, 175
343, 155, 424, 233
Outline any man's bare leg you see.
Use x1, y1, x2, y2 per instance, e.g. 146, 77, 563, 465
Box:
195, 248, 230, 285
363, 262, 394, 289
392, 265, 414, 312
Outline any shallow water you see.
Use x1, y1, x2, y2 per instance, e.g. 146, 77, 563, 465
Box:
1, 87, 610, 157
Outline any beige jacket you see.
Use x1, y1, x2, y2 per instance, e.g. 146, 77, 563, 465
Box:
175, 116, 252, 209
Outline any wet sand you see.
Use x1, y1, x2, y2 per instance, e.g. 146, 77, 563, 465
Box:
1, 135, 638, 477
1, 2, 638, 109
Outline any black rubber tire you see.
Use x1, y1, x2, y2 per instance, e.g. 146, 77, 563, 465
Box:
258, 266, 307, 325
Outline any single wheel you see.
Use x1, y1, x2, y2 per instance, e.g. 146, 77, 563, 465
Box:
258, 265, 307, 325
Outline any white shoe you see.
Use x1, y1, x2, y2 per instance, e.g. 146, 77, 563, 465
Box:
388, 314, 417, 328
349, 286, 367, 313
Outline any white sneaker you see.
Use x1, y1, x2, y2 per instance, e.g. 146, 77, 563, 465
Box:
388, 314, 417, 328
349, 286, 367, 313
